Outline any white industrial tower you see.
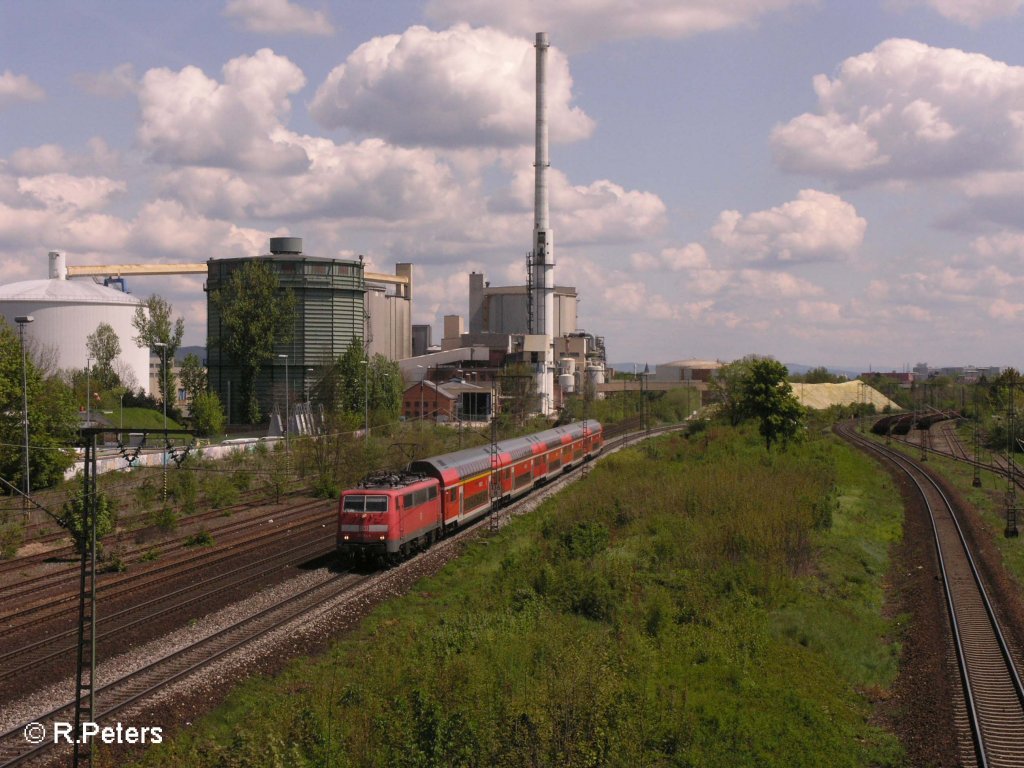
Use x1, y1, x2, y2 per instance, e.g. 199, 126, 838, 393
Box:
530, 31, 555, 416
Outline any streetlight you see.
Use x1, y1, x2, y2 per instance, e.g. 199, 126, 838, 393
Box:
85, 356, 92, 428
361, 359, 369, 443
14, 315, 33, 508
154, 342, 168, 502
416, 364, 425, 426
278, 354, 289, 451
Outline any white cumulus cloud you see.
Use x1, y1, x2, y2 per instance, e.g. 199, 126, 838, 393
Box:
17, 174, 126, 211
310, 25, 594, 148
0, 70, 45, 108
709, 189, 866, 264
137, 49, 309, 173
772, 39, 1024, 183
223, 0, 334, 35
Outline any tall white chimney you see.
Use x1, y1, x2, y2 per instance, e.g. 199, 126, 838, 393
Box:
531, 32, 555, 415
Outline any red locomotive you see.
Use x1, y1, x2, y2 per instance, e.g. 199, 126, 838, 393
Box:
337, 421, 603, 563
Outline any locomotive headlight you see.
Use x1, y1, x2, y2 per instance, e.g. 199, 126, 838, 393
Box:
342, 535, 350, 541
379, 535, 386, 541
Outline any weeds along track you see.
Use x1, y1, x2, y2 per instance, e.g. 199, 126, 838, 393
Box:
0, 500, 334, 630
0, 484, 309, 579
840, 423, 1024, 766
0, 420, 686, 768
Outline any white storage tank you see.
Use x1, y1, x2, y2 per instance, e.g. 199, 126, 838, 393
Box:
587, 364, 606, 400
0, 252, 151, 393
558, 373, 575, 394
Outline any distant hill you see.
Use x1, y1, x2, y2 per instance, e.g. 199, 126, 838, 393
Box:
609, 361, 862, 380
177, 345, 207, 364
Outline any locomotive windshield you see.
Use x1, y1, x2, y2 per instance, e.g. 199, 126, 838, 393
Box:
342, 494, 389, 513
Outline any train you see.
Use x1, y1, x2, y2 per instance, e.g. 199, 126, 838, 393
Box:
337, 420, 603, 564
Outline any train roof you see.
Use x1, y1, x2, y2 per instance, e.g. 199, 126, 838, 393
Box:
409, 421, 601, 483
349, 470, 434, 491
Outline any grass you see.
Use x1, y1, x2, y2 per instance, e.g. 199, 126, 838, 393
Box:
122, 424, 906, 767
113, 407, 185, 431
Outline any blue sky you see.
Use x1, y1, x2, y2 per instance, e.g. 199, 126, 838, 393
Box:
3, 0, 1024, 372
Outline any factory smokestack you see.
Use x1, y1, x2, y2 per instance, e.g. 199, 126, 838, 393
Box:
531, 31, 555, 416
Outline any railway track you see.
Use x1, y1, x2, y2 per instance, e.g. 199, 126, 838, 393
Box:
0, 501, 334, 631
0, 533, 335, 687
840, 423, 1024, 765
893, 419, 1024, 495
0, 419, 686, 768
0, 482, 310, 580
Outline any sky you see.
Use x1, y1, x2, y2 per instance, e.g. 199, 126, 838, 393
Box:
3, 0, 1024, 372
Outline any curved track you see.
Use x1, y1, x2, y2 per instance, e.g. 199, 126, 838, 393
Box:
840, 423, 1024, 765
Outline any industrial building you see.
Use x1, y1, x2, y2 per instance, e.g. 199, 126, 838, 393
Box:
206, 237, 412, 425
654, 359, 722, 383
0, 251, 151, 393
468, 271, 577, 339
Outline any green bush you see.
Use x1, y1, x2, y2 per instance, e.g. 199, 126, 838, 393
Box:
313, 476, 340, 499
184, 528, 214, 547
0, 515, 23, 559
150, 506, 178, 533
204, 475, 239, 509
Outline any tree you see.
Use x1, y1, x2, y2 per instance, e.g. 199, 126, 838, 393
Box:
0, 319, 78, 492
311, 343, 401, 426
86, 322, 122, 390
791, 366, 846, 384
190, 390, 225, 437
210, 260, 296, 424
132, 295, 185, 406
368, 354, 402, 422
58, 485, 116, 556
178, 353, 207, 403
737, 358, 806, 450
709, 357, 754, 426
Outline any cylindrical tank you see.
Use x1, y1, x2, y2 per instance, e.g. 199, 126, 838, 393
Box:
0, 252, 151, 393
559, 357, 575, 376
558, 373, 575, 393
587, 364, 606, 400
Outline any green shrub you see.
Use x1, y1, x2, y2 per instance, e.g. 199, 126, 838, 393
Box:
150, 506, 178, 533
313, 476, 340, 499
0, 520, 23, 559
205, 475, 239, 509
183, 528, 214, 547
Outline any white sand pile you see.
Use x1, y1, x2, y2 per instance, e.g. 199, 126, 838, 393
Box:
791, 380, 900, 411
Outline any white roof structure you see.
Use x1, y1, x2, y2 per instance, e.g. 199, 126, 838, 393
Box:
0, 276, 142, 305
0, 251, 151, 394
